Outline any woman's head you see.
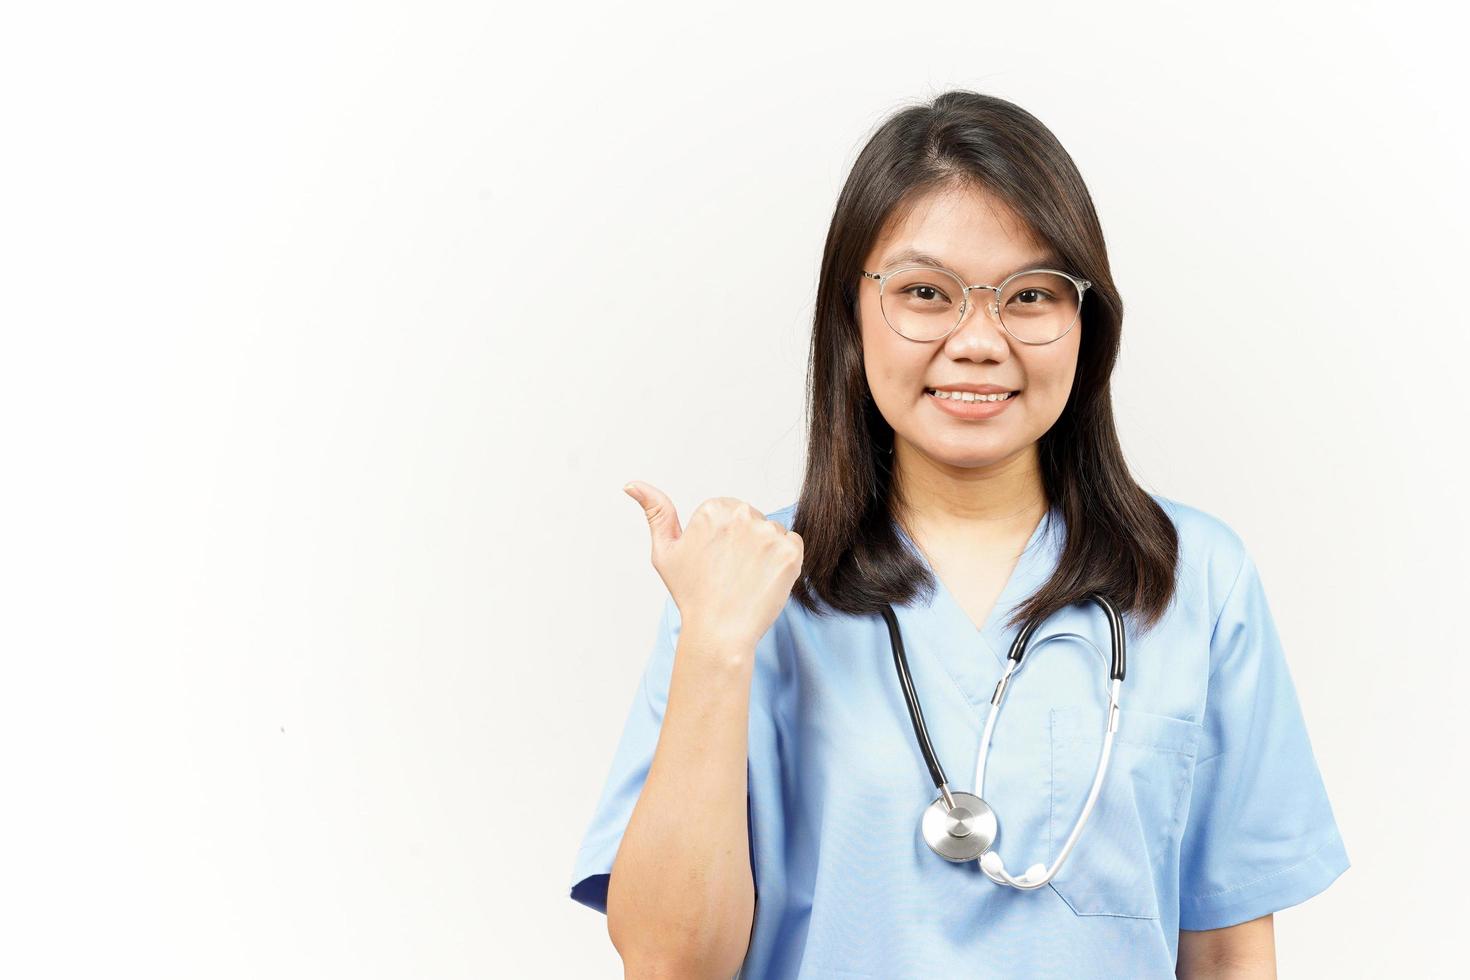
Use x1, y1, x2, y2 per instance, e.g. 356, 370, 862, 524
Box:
791, 90, 1178, 632
858, 180, 1086, 476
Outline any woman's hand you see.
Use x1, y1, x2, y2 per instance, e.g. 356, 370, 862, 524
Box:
623, 482, 804, 651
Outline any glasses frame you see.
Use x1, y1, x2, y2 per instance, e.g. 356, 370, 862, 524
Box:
860, 265, 1093, 345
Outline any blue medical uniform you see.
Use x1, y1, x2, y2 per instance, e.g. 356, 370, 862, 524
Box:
569, 494, 1350, 977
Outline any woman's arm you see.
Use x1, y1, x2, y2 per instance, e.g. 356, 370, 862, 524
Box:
605, 630, 756, 978
605, 490, 801, 977
1177, 913, 1276, 978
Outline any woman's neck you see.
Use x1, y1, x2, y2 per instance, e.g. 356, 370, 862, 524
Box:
892, 439, 1049, 542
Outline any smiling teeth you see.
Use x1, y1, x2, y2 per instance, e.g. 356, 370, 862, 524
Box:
928, 390, 1015, 402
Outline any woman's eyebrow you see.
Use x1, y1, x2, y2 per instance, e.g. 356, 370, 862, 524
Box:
879, 248, 1065, 279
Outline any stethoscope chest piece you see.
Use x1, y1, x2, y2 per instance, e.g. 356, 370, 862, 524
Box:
921, 791, 997, 863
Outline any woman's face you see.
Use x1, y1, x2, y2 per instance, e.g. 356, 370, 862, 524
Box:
857, 183, 1082, 472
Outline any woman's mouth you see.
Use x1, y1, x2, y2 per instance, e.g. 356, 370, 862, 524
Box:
923, 388, 1017, 403
923, 387, 1020, 419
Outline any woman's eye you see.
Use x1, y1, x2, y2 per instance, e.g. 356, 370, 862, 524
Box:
1013, 289, 1052, 304
904, 285, 950, 303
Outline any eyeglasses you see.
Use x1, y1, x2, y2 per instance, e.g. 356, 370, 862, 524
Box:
860, 265, 1092, 345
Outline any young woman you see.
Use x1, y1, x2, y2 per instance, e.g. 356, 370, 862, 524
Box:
570, 90, 1349, 978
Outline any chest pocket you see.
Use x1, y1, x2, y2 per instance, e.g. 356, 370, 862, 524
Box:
1046, 704, 1202, 919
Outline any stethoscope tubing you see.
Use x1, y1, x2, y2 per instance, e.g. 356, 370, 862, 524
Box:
880, 602, 950, 792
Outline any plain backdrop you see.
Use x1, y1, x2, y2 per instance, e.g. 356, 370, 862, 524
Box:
2, 1, 1466, 976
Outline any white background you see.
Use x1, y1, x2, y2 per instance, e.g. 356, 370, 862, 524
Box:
2, 1, 1465, 976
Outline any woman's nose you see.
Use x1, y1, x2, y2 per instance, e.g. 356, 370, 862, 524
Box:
947, 292, 1010, 354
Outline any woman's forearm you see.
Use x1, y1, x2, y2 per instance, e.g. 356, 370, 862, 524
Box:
606, 630, 757, 978
1177, 914, 1276, 978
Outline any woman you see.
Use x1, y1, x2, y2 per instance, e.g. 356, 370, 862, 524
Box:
569, 90, 1349, 978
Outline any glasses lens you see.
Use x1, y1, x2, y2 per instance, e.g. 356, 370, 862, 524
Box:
998, 272, 1081, 344
880, 267, 966, 341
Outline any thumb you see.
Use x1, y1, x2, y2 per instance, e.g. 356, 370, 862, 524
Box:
623, 481, 682, 552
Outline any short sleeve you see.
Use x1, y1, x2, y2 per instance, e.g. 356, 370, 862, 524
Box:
568, 593, 763, 917
1177, 551, 1351, 931
567, 594, 680, 914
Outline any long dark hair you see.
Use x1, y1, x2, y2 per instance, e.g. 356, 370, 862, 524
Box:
789, 89, 1179, 634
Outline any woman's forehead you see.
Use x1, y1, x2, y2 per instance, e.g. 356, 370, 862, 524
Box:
868, 189, 1052, 278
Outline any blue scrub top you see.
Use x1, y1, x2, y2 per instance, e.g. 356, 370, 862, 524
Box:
569, 494, 1350, 977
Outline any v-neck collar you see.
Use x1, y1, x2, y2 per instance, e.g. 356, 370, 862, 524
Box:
893, 505, 1063, 707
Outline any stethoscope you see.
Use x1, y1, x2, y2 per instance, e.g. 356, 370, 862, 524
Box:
877, 594, 1126, 889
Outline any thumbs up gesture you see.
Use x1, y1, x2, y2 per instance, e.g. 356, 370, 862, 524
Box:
623, 482, 804, 653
